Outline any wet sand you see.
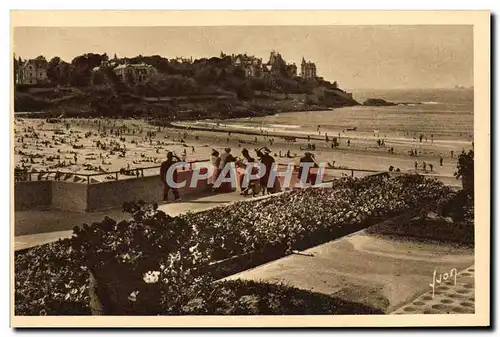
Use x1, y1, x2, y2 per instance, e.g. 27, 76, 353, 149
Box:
174, 119, 473, 177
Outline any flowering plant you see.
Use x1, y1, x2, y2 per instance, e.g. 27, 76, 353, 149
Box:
70, 200, 214, 315
16, 174, 455, 315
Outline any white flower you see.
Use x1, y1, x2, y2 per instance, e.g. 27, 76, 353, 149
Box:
143, 270, 160, 284
188, 243, 199, 254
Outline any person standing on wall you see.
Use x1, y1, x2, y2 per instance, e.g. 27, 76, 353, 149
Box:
160, 151, 181, 202
218, 148, 237, 192
237, 148, 258, 196
298, 152, 319, 186
210, 149, 221, 192
256, 147, 275, 195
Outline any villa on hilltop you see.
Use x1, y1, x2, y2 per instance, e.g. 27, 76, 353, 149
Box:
16, 58, 49, 85
301, 57, 317, 79
221, 51, 313, 80
112, 63, 157, 83
92, 60, 157, 84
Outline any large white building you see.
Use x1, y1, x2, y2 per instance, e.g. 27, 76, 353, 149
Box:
112, 63, 157, 83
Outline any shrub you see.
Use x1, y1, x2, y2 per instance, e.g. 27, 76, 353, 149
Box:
454, 149, 474, 193
15, 175, 454, 315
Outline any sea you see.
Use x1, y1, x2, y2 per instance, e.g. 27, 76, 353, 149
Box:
224, 88, 474, 142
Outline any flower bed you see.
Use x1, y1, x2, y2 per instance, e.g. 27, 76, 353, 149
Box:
182, 280, 384, 315
185, 174, 453, 261
15, 174, 455, 315
366, 189, 474, 245
15, 240, 89, 316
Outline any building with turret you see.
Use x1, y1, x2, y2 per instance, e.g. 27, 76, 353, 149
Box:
301, 57, 317, 79
226, 51, 315, 80
267, 51, 286, 76
286, 64, 297, 77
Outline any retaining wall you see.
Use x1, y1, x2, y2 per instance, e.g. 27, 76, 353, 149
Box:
14, 167, 388, 212
14, 181, 52, 211
14, 170, 211, 212
86, 170, 210, 211
51, 181, 88, 212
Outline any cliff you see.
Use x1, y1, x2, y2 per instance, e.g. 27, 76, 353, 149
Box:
14, 84, 359, 120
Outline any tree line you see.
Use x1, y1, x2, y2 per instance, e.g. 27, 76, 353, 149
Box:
14, 53, 342, 99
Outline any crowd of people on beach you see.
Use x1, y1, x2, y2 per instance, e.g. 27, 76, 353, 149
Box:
15, 116, 470, 204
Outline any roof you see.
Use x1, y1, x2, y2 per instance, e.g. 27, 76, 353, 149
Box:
22, 59, 48, 69
113, 63, 153, 70
129, 63, 153, 68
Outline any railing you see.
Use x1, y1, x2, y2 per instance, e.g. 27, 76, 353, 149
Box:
14, 159, 211, 184
14, 161, 381, 184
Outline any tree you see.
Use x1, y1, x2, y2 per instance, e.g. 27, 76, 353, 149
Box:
70, 53, 108, 87
194, 65, 216, 86
56, 61, 71, 85
454, 149, 474, 193
249, 78, 266, 91
47, 57, 61, 83
233, 67, 246, 79
92, 70, 105, 86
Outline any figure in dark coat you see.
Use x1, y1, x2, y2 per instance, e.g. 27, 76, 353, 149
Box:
160, 151, 181, 201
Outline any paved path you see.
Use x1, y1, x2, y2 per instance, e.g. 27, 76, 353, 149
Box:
14, 181, 335, 251
224, 231, 474, 313
14, 191, 249, 251
390, 265, 475, 314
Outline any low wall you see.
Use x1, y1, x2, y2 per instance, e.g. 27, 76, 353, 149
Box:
14, 167, 376, 212
14, 169, 211, 212
86, 171, 210, 211
51, 181, 88, 212
14, 181, 52, 211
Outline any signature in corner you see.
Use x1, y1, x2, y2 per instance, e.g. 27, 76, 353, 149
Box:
429, 268, 457, 298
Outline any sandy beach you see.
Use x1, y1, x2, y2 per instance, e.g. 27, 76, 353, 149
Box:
13, 114, 472, 184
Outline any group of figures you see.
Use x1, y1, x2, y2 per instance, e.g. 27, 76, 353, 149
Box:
159, 147, 322, 201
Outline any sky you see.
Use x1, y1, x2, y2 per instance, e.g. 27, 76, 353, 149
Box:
13, 25, 473, 90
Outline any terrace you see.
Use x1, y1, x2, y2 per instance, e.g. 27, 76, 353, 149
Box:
14, 172, 473, 316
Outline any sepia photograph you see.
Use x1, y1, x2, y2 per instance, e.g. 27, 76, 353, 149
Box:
10, 10, 490, 328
